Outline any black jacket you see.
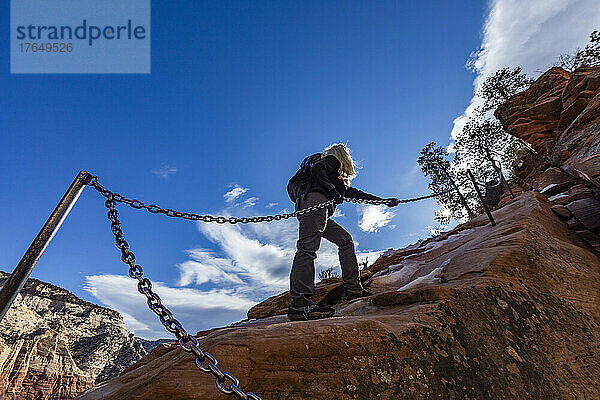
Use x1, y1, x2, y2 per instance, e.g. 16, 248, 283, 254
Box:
308, 155, 382, 201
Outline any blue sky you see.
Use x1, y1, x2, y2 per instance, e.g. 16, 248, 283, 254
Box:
2, 1, 598, 339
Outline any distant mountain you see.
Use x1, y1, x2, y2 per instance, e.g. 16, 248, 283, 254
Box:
136, 337, 173, 353
0, 271, 146, 400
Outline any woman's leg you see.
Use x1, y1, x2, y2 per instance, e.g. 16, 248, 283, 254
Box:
322, 219, 362, 294
289, 192, 329, 307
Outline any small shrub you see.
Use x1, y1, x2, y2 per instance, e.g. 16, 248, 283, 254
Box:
318, 267, 340, 281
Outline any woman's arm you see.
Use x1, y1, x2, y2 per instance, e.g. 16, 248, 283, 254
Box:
346, 187, 399, 207
345, 187, 382, 201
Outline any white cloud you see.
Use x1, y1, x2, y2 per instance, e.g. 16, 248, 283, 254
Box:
83, 274, 255, 340
358, 205, 395, 232
176, 249, 244, 286
224, 185, 248, 203
332, 208, 344, 218
120, 311, 151, 332
451, 0, 600, 141
266, 202, 279, 209
151, 165, 177, 178
241, 197, 259, 208
197, 222, 291, 289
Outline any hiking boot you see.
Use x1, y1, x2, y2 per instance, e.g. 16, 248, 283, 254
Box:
341, 288, 374, 302
287, 304, 335, 321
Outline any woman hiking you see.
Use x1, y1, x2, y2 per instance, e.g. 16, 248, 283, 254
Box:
287, 143, 399, 321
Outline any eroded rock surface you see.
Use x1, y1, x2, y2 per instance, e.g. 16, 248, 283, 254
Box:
0, 273, 146, 400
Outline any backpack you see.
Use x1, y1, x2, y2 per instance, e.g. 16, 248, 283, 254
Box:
287, 153, 322, 203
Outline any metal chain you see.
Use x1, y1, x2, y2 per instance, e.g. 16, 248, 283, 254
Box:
99, 194, 261, 400
345, 189, 454, 205
88, 175, 450, 224
89, 176, 336, 223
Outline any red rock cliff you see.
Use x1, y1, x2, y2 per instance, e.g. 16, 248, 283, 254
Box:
495, 66, 600, 252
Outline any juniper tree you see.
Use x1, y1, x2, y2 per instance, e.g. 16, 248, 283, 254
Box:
470, 66, 532, 184
453, 116, 521, 184
580, 31, 600, 66
418, 142, 474, 224
556, 51, 583, 73
557, 31, 600, 72
477, 67, 534, 113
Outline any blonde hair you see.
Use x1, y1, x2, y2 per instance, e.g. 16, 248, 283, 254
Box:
323, 143, 357, 187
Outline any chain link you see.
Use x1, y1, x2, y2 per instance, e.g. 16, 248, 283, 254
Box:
99, 193, 261, 400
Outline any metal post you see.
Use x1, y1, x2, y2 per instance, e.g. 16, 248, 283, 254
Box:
467, 169, 496, 226
442, 169, 474, 219
0, 171, 91, 323
455, 185, 475, 219
499, 170, 515, 199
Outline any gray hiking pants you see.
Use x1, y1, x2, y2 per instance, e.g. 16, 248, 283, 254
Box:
290, 191, 362, 307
